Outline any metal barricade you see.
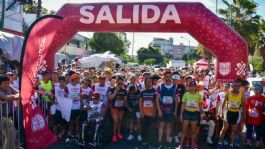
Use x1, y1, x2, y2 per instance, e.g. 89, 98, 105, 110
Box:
0, 100, 21, 149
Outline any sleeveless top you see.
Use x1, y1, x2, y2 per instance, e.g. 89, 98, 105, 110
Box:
227, 91, 242, 112
40, 80, 53, 102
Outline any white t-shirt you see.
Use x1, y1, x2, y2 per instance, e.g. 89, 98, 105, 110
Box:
54, 86, 67, 111
217, 91, 226, 116
87, 101, 104, 118
67, 83, 81, 110
93, 84, 110, 105
203, 75, 210, 89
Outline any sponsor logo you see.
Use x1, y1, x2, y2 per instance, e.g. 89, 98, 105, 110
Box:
219, 62, 231, 76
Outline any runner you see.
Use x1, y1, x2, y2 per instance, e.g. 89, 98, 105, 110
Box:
218, 79, 245, 149
179, 80, 202, 149
139, 78, 157, 148
245, 85, 265, 148
108, 77, 127, 142
52, 76, 68, 138
126, 85, 142, 142
66, 73, 82, 141
156, 71, 178, 148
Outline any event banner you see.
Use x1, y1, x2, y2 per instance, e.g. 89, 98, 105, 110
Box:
20, 16, 62, 149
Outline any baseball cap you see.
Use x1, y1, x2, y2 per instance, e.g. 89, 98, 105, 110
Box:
71, 73, 80, 80
104, 68, 112, 74
254, 85, 263, 93
172, 74, 180, 80
99, 75, 106, 80
190, 81, 197, 86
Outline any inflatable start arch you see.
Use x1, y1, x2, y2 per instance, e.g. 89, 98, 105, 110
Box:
20, 2, 248, 148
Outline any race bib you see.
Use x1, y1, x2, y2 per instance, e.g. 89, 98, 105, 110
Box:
143, 100, 154, 108
162, 96, 173, 105
228, 101, 240, 110
186, 100, 198, 109
115, 100, 124, 107
248, 108, 259, 118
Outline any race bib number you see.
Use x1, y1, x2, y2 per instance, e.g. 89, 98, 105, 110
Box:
143, 100, 154, 108
162, 96, 173, 105
248, 108, 259, 118
115, 100, 124, 107
186, 100, 198, 109
228, 101, 240, 110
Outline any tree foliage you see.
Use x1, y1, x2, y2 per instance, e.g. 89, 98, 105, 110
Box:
256, 19, 265, 70
181, 49, 200, 63
219, 0, 261, 56
197, 44, 214, 60
137, 46, 163, 64
89, 32, 128, 55
23, 1, 55, 15
144, 59, 156, 65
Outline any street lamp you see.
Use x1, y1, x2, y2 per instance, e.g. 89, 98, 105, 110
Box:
181, 36, 191, 63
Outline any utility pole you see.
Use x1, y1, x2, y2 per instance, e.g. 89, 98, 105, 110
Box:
37, 0, 42, 18
0, 0, 5, 31
132, 32, 135, 59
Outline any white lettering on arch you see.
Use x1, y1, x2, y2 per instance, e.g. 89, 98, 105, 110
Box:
160, 4, 181, 24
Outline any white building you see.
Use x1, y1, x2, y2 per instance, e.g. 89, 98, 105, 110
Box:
150, 37, 174, 54
1, 0, 23, 36
58, 34, 93, 58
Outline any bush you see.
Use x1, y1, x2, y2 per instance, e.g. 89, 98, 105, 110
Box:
144, 59, 156, 65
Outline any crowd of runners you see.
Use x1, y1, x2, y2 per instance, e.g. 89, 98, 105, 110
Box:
2, 58, 265, 149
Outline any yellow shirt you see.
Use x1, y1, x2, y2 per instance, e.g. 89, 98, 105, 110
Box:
227, 91, 242, 112
182, 92, 202, 112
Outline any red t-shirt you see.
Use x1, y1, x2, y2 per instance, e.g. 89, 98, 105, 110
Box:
245, 95, 265, 125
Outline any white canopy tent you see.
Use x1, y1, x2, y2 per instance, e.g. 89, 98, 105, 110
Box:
79, 51, 122, 68
0, 31, 24, 62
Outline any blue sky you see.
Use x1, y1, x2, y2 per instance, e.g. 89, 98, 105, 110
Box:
42, 0, 265, 55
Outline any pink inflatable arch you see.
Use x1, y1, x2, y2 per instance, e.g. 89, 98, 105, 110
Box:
19, 2, 248, 148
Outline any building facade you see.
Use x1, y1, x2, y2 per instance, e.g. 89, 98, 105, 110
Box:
150, 37, 174, 55
58, 34, 93, 58
1, 0, 23, 35
173, 43, 196, 60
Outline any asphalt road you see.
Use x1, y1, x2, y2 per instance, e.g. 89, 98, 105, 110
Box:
45, 132, 264, 149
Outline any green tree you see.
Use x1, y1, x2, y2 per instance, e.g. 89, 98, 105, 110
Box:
137, 46, 163, 64
182, 49, 200, 63
144, 59, 156, 65
23, 1, 54, 15
219, 0, 261, 56
197, 44, 213, 61
256, 19, 265, 70
89, 32, 127, 55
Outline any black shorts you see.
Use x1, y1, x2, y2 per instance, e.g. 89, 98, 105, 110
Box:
177, 103, 182, 117
183, 111, 200, 121
159, 113, 174, 123
225, 111, 241, 124
54, 110, 67, 126
70, 109, 81, 121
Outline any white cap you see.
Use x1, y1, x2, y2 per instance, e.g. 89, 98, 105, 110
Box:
172, 74, 180, 80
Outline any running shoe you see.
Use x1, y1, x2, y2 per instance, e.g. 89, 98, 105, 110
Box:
112, 135, 117, 142
117, 133, 123, 140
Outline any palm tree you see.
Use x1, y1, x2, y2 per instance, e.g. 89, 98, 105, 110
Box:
219, 0, 261, 56
197, 44, 213, 61
256, 20, 265, 70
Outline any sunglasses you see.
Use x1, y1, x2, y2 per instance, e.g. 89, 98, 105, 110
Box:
118, 83, 123, 85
